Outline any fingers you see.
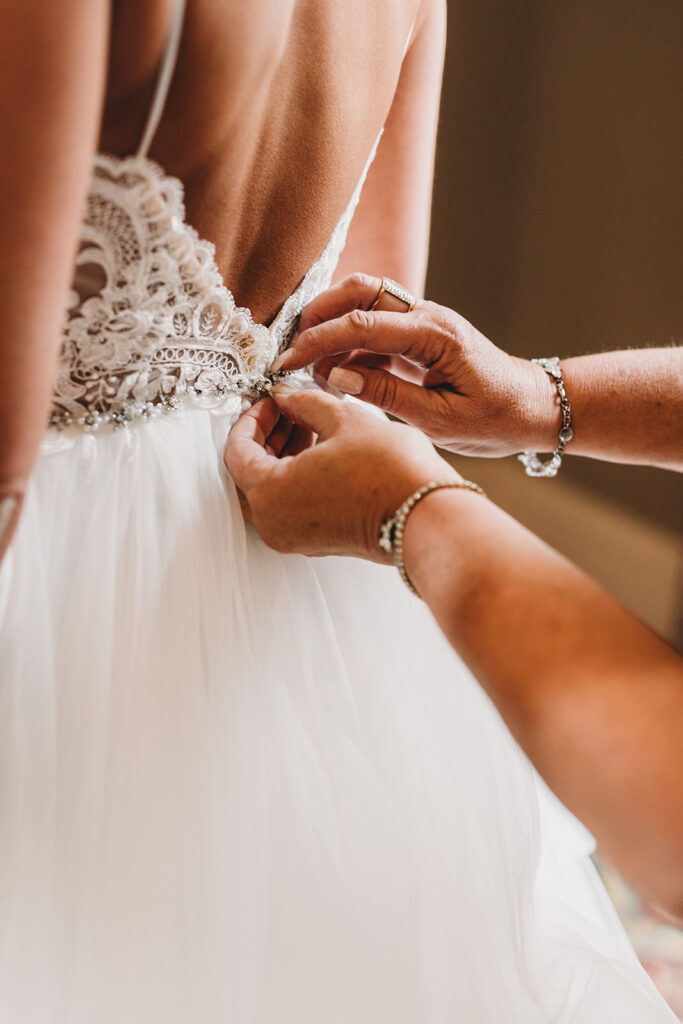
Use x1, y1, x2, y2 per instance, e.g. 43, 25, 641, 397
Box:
298, 272, 382, 334
298, 272, 420, 335
280, 422, 314, 457
223, 398, 278, 488
266, 411, 315, 457
270, 386, 346, 441
341, 350, 427, 385
234, 485, 253, 524
279, 308, 441, 373
326, 366, 434, 426
266, 413, 296, 458
231, 397, 280, 447
310, 350, 381, 394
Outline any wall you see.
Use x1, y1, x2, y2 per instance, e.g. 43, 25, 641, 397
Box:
427, 0, 682, 642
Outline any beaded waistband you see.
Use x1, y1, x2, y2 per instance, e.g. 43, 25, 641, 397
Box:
48, 367, 292, 433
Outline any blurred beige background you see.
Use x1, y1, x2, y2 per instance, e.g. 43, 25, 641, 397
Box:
427, 0, 682, 644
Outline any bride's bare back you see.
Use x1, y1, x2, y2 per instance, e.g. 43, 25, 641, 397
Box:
105, 0, 432, 322
0, 0, 444, 548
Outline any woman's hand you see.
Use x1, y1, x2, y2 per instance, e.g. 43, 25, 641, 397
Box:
224, 386, 460, 560
273, 273, 558, 457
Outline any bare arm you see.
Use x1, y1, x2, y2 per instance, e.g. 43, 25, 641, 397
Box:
225, 387, 683, 917
334, 0, 446, 294
557, 348, 683, 470
283, 278, 683, 471
405, 485, 683, 916
0, 0, 109, 559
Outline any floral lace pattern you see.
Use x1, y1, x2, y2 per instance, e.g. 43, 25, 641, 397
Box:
51, 137, 379, 432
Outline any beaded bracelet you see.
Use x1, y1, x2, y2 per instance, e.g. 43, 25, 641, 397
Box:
518, 357, 574, 478
378, 479, 486, 596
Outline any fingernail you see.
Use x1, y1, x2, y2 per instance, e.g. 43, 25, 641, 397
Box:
328, 367, 364, 395
270, 352, 290, 373
313, 369, 341, 396
271, 382, 294, 396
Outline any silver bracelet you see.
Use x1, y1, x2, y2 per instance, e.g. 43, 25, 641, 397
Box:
518, 357, 574, 478
378, 479, 486, 597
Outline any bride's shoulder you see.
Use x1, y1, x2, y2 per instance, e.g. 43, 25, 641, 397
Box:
101, 0, 423, 155
98, 0, 438, 319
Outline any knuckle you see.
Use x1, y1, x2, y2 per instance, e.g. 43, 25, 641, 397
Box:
346, 308, 375, 335
419, 303, 462, 342
298, 321, 321, 349
370, 371, 399, 410
420, 316, 465, 368
347, 271, 374, 293
422, 298, 456, 325
444, 314, 470, 351
325, 402, 347, 431
412, 309, 437, 334
299, 304, 324, 330
419, 299, 441, 319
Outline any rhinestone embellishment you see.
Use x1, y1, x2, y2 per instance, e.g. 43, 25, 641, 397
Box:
49, 134, 382, 436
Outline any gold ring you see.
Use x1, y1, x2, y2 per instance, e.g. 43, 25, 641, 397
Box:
370, 277, 416, 313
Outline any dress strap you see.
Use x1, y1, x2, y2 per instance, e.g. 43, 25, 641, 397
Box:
136, 0, 187, 158
403, 19, 416, 59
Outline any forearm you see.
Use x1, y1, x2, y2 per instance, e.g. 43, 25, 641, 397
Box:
334, 0, 446, 294
404, 488, 683, 914
533, 348, 683, 469
0, 0, 109, 558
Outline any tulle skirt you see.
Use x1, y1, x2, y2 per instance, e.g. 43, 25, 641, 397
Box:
0, 405, 675, 1022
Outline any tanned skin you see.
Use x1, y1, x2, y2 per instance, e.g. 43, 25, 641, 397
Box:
0, 0, 446, 557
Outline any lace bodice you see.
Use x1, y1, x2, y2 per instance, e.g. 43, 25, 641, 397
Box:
50, 141, 377, 432
47, 0, 393, 433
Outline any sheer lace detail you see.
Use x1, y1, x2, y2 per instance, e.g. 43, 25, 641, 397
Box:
50, 135, 380, 431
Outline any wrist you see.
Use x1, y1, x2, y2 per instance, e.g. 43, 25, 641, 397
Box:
516, 357, 561, 452
398, 483, 487, 596
370, 465, 461, 565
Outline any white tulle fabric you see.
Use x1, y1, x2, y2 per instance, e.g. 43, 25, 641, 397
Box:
0, 142, 676, 1020
0, 410, 675, 1022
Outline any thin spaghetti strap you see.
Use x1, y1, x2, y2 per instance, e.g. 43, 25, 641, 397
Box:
402, 19, 416, 59
136, 0, 187, 158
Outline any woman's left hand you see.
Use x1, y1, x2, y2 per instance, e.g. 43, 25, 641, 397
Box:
272, 273, 557, 458
224, 386, 460, 560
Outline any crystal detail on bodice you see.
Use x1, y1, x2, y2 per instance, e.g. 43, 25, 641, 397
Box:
50, 141, 377, 431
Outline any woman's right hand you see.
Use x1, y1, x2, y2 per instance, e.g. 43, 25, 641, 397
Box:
224, 386, 461, 563
274, 273, 558, 458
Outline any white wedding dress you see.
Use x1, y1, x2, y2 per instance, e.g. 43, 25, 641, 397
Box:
0, 4, 676, 1022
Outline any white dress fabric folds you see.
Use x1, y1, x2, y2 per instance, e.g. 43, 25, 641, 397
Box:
0, 0, 676, 1012
0, 407, 675, 1023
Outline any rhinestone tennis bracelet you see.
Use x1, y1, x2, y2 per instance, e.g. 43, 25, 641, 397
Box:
379, 479, 486, 596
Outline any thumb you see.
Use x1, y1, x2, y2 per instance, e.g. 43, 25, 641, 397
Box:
326, 366, 430, 427
223, 399, 276, 489
270, 386, 345, 441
